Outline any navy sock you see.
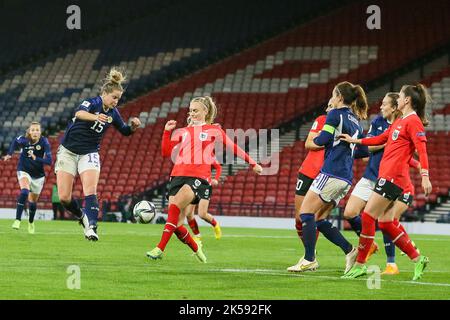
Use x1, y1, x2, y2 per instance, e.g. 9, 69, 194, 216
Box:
62, 199, 83, 219
347, 215, 362, 236
15, 189, 29, 221
84, 195, 99, 226
28, 202, 37, 223
382, 231, 396, 263
316, 219, 353, 255
300, 213, 316, 261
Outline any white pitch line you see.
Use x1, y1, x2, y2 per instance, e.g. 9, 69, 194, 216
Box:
210, 268, 450, 288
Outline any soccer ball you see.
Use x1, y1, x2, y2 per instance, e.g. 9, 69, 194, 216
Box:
133, 200, 157, 224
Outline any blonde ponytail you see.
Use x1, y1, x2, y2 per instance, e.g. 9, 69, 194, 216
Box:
101, 67, 127, 94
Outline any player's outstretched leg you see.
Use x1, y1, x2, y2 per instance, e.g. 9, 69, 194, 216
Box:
187, 216, 202, 243
61, 198, 89, 237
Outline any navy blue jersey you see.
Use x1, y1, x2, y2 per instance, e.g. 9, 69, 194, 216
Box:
8, 136, 52, 178
313, 107, 364, 184
61, 96, 133, 155
362, 115, 391, 181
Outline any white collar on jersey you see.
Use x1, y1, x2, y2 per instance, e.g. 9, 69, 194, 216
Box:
402, 111, 417, 119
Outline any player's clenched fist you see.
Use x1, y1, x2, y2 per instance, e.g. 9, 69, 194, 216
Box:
165, 120, 177, 131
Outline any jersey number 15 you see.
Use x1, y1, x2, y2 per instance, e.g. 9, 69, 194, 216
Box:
90, 121, 105, 133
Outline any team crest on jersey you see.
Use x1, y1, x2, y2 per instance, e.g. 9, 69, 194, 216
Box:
199, 132, 208, 141
107, 116, 113, 123
392, 130, 400, 141
36, 145, 41, 151
378, 178, 386, 186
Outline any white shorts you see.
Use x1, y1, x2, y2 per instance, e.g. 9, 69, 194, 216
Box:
55, 145, 101, 177
310, 173, 351, 206
351, 177, 376, 202
17, 171, 45, 195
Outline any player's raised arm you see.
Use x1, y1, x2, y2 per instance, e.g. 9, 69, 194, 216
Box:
112, 108, 140, 136
4, 136, 22, 160
218, 128, 262, 175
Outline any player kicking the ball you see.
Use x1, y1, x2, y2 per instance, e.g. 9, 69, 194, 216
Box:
147, 96, 262, 262
55, 67, 140, 241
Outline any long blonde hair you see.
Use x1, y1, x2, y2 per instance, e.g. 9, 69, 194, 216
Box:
190, 96, 218, 124
101, 67, 127, 94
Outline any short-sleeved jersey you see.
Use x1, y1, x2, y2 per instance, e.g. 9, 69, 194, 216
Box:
363, 115, 391, 181
61, 96, 132, 155
320, 107, 365, 184
162, 124, 256, 182
364, 112, 428, 190
298, 115, 326, 179
8, 136, 52, 178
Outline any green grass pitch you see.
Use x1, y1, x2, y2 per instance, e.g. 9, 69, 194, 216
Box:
1, 219, 449, 300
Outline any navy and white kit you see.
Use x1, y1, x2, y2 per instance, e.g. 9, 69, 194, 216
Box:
311, 107, 367, 206
352, 115, 390, 202
55, 96, 133, 176
8, 136, 52, 194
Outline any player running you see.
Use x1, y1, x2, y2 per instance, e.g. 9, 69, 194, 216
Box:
55, 67, 141, 241
147, 96, 262, 262
341, 84, 431, 281
295, 81, 369, 273
4, 122, 52, 234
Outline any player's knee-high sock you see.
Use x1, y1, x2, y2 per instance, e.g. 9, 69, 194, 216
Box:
378, 221, 419, 260
157, 204, 180, 251
61, 199, 83, 219
15, 189, 29, 221
84, 195, 99, 226
300, 213, 316, 261
28, 202, 37, 223
174, 225, 199, 252
346, 215, 362, 236
393, 219, 407, 233
200, 214, 217, 227
316, 219, 353, 254
356, 212, 376, 264
187, 216, 200, 236
382, 231, 396, 263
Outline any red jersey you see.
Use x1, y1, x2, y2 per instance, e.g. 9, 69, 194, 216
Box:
299, 115, 326, 179
161, 124, 256, 181
362, 112, 429, 190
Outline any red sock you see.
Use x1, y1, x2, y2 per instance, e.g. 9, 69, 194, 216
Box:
188, 217, 200, 235
157, 204, 180, 251
356, 212, 376, 264
207, 217, 217, 227
393, 219, 407, 234
174, 225, 199, 252
295, 217, 304, 243
378, 221, 419, 260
